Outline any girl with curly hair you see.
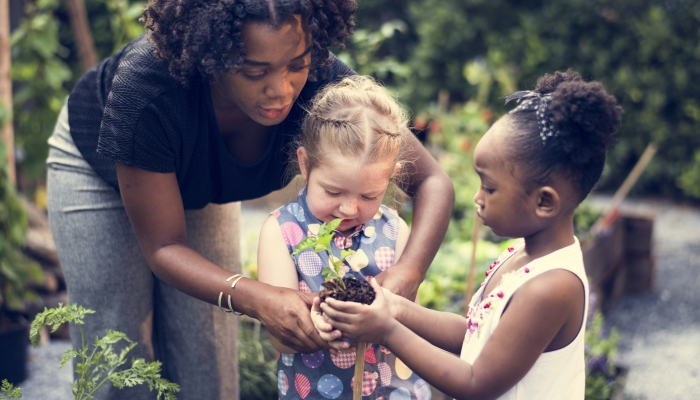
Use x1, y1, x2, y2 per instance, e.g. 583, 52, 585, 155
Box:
314, 70, 623, 400
45, 1, 454, 399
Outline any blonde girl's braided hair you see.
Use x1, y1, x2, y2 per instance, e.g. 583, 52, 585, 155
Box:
297, 75, 412, 183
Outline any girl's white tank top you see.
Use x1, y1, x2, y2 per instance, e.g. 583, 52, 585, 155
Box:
459, 238, 588, 400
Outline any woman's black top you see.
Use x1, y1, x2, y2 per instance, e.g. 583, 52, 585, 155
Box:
68, 35, 354, 210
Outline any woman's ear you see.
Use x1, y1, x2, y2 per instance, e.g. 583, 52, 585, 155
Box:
535, 186, 561, 219
297, 147, 310, 181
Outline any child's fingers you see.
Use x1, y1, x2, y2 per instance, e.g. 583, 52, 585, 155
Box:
369, 277, 382, 292
319, 302, 360, 324
311, 298, 334, 333
324, 297, 365, 313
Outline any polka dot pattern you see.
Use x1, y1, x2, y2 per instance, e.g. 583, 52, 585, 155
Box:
415, 379, 431, 400
317, 374, 343, 399
281, 353, 294, 367
298, 251, 323, 276
287, 203, 306, 222
395, 357, 413, 380
298, 280, 311, 293
374, 247, 395, 271
382, 219, 398, 240
360, 233, 377, 244
301, 351, 324, 369
278, 370, 288, 395
330, 350, 356, 369
348, 249, 369, 272
365, 345, 377, 364
280, 222, 303, 247
378, 362, 393, 387
351, 371, 378, 396
295, 373, 311, 399
389, 387, 411, 400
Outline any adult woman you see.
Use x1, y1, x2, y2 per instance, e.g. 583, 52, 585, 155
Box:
46, 0, 453, 399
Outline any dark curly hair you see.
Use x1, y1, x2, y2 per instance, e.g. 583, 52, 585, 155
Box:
506, 69, 623, 201
140, 0, 357, 86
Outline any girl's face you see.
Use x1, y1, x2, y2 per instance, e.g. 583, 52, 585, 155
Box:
214, 15, 312, 126
298, 148, 397, 235
473, 122, 539, 238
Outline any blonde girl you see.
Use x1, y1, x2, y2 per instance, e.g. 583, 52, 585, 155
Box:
258, 76, 431, 399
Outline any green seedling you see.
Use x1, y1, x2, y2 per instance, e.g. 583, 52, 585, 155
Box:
292, 218, 355, 289
29, 303, 179, 400
0, 380, 21, 400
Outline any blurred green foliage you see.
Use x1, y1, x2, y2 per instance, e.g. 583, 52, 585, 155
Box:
0, 138, 43, 324
341, 0, 700, 200
584, 312, 622, 399
10, 0, 145, 186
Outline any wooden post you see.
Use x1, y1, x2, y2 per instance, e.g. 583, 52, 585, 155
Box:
353, 342, 366, 400
0, 0, 15, 184
591, 143, 658, 235
465, 212, 482, 314
66, 0, 97, 72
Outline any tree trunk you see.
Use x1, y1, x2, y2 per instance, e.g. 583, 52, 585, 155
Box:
66, 0, 98, 72
0, 0, 15, 184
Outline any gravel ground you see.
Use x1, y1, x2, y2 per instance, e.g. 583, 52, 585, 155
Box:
587, 196, 700, 400
17, 198, 700, 399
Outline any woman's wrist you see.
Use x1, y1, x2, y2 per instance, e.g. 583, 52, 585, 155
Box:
227, 278, 268, 319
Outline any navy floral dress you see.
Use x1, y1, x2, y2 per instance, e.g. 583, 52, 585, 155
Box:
272, 187, 431, 400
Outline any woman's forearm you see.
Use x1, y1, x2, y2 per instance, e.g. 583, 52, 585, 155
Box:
149, 241, 268, 316
401, 136, 454, 278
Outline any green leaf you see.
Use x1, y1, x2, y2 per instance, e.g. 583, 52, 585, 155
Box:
318, 218, 342, 237
340, 249, 355, 261
0, 379, 22, 399
292, 236, 317, 255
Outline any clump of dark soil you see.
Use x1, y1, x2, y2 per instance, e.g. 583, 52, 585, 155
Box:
320, 276, 375, 305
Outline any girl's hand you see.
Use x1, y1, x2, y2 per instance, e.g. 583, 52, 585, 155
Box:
311, 297, 354, 353
320, 279, 399, 345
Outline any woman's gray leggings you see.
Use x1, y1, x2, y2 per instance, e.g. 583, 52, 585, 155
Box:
46, 103, 240, 399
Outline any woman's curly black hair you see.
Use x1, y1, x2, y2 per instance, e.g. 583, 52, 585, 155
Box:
140, 0, 357, 86
506, 70, 623, 201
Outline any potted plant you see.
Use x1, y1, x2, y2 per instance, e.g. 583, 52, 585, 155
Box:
0, 137, 44, 385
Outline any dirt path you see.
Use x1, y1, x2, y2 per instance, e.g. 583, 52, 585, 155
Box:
589, 196, 700, 399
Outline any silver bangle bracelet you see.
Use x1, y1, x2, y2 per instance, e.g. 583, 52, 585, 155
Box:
218, 274, 245, 316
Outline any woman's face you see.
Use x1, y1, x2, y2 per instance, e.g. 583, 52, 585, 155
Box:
217, 14, 312, 126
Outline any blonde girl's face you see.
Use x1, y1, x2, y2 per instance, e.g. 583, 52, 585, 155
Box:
298, 148, 397, 235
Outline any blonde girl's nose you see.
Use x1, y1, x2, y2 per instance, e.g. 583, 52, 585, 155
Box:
339, 198, 358, 216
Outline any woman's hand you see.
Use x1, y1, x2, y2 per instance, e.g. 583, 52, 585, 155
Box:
255, 289, 330, 354
319, 279, 399, 345
373, 264, 421, 301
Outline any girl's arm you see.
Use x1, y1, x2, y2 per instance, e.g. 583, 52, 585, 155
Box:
375, 135, 454, 300
116, 162, 327, 353
257, 216, 303, 353
322, 271, 584, 400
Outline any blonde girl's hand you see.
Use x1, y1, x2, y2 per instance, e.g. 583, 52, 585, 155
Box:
311, 297, 354, 354
320, 279, 399, 345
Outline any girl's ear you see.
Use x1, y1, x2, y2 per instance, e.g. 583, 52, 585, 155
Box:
297, 147, 310, 181
535, 186, 561, 219
393, 162, 402, 177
